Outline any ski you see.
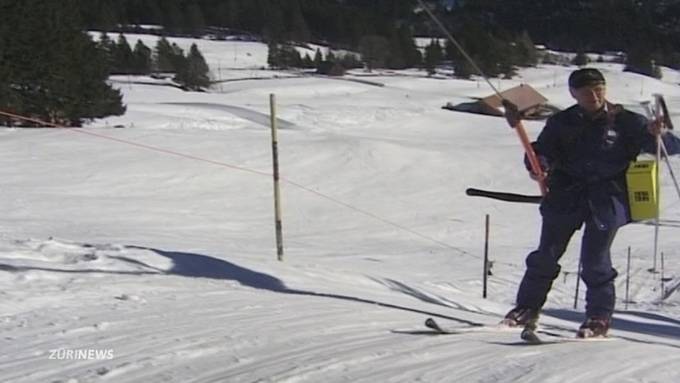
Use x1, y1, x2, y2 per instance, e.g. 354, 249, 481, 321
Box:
424, 317, 517, 334
425, 317, 560, 337
521, 323, 616, 344
423, 317, 616, 344
466, 188, 542, 204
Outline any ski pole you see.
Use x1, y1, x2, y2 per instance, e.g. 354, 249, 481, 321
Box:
652, 133, 660, 272
644, 96, 680, 201
573, 259, 582, 310
483, 214, 489, 299
625, 246, 631, 310
651, 100, 664, 273
659, 138, 680, 201
660, 251, 665, 303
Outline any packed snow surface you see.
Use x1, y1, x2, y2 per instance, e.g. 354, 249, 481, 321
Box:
1, 36, 679, 382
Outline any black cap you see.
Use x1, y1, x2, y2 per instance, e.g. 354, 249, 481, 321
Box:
568, 68, 606, 89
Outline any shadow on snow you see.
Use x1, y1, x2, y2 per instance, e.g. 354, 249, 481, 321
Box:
2, 245, 678, 344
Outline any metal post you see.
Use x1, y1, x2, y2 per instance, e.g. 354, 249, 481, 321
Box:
660, 251, 665, 303
483, 214, 490, 299
573, 259, 582, 310
651, 134, 661, 273
270, 94, 284, 261
218, 59, 223, 92
659, 139, 680, 201
625, 246, 631, 310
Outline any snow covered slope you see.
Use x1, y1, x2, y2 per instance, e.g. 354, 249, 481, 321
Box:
1, 37, 679, 382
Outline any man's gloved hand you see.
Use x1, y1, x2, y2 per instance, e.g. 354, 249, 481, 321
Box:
502, 99, 522, 127
524, 153, 550, 181
529, 171, 546, 181
647, 116, 668, 136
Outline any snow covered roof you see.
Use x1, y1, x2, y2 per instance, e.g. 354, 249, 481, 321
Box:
480, 83, 548, 113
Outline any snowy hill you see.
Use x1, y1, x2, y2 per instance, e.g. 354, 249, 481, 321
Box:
1, 35, 679, 382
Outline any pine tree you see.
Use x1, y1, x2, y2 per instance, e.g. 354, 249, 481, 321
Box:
313, 48, 323, 67
625, 42, 662, 79
494, 37, 518, 78
132, 40, 153, 75
572, 50, 590, 67
0, 0, 124, 126
445, 40, 475, 79
175, 43, 211, 90
0, 5, 13, 121
155, 37, 176, 73
170, 43, 186, 70
515, 31, 538, 67
267, 41, 281, 68
424, 39, 443, 75
112, 34, 134, 74
386, 29, 406, 69
397, 25, 422, 68
359, 35, 390, 71
326, 50, 336, 64
340, 53, 363, 70
302, 53, 315, 69
97, 32, 116, 72
282, 45, 303, 68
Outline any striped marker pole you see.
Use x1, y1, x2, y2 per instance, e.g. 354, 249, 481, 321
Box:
270, 94, 284, 261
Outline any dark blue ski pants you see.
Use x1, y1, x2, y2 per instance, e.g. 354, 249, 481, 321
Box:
516, 210, 619, 318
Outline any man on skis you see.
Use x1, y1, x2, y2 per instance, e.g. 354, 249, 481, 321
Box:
502, 68, 680, 338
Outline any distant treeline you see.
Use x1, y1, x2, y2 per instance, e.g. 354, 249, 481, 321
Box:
451, 0, 680, 65
80, 0, 541, 77
81, 0, 672, 76
441, 0, 679, 76
80, 0, 421, 47
3, 0, 675, 125
97, 33, 210, 90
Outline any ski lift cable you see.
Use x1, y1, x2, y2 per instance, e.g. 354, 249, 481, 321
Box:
0, 109, 472, 256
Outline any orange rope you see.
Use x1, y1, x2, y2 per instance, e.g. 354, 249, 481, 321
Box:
0, 109, 470, 255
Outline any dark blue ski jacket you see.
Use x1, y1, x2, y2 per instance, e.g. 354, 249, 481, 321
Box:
531, 103, 680, 229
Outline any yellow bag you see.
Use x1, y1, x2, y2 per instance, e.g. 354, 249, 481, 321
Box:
626, 160, 659, 220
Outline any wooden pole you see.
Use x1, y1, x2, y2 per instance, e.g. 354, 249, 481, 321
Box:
270, 94, 284, 261
483, 214, 490, 299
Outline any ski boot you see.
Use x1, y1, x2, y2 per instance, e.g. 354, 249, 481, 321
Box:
576, 317, 611, 338
500, 306, 539, 328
